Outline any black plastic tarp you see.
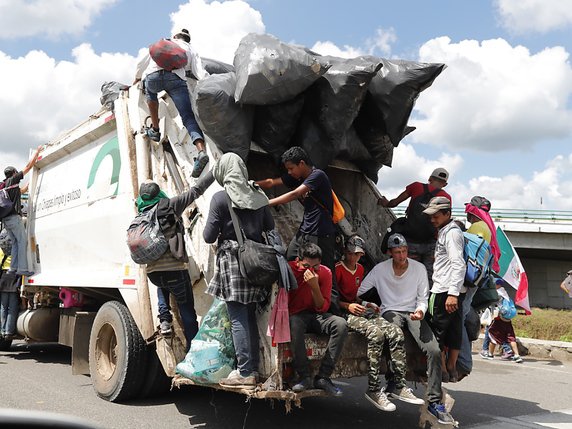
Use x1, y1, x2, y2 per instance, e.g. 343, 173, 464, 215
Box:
192, 72, 253, 161
233, 33, 331, 105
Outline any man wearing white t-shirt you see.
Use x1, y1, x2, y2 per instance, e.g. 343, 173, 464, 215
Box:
358, 233, 454, 426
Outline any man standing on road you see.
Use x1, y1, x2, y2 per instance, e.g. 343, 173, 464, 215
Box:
422, 197, 466, 386
358, 233, 454, 425
380, 168, 451, 285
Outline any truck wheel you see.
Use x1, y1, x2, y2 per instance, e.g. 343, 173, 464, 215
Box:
139, 346, 171, 399
89, 301, 147, 402
0, 337, 13, 351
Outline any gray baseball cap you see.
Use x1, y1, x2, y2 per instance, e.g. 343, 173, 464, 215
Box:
430, 167, 449, 182
422, 196, 451, 215
387, 233, 407, 249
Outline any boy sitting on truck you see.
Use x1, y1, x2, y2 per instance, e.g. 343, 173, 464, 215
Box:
337, 235, 424, 412
288, 242, 347, 396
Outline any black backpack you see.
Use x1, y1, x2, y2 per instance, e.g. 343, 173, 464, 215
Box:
403, 184, 439, 242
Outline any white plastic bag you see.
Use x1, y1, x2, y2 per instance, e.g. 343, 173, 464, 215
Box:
480, 307, 493, 326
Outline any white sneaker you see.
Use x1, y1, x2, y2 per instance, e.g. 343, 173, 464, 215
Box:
365, 390, 396, 412
219, 369, 256, 389
387, 386, 425, 405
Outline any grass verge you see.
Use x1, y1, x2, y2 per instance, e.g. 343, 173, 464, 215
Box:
512, 307, 572, 342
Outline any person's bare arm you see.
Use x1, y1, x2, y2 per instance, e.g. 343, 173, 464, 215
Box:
268, 183, 310, 207
20, 183, 29, 194
255, 177, 283, 190
22, 146, 42, 175
380, 189, 410, 208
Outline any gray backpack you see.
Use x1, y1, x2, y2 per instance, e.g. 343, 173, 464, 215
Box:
126, 205, 169, 264
0, 228, 12, 255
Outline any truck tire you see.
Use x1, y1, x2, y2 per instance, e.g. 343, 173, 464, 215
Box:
139, 346, 171, 399
88, 301, 148, 402
0, 337, 13, 351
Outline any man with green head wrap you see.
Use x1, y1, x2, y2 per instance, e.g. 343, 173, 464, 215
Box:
136, 172, 213, 348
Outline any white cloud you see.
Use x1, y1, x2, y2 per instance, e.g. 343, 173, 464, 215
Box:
311, 27, 396, 59
170, 0, 265, 64
0, 0, 118, 38
496, 0, 572, 34
445, 153, 572, 210
377, 144, 572, 210
412, 37, 572, 152
310, 41, 365, 59
0, 44, 137, 156
376, 143, 464, 205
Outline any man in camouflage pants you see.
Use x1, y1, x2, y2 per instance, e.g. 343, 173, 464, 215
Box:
336, 235, 423, 412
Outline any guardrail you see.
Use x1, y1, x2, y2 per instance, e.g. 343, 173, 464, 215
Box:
391, 207, 572, 223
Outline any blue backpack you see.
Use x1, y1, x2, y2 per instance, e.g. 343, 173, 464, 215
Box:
463, 232, 493, 288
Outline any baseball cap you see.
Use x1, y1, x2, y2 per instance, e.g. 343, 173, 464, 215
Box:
139, 181, 160, 200
422, 196, 451, 215
346, 235, 365, 254
387, 233, 407, 249
466, 195, 491, 212
430, 167, 449, 182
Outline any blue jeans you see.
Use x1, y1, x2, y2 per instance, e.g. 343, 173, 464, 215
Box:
226, 301, 259, 377
458, 286, 478, 372
1, 292, 19, 335
144, 71, 204, 144
3, 214, 29, 273
147, 270, 198, 348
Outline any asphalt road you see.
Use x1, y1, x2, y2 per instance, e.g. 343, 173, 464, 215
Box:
1, 341, 572, 429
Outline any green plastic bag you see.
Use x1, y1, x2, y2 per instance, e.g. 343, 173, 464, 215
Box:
176, 299, 236, 384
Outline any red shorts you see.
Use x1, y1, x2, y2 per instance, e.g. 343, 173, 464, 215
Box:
488, 318, 516, 344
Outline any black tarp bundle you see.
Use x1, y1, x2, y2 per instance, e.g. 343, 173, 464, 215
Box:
192, 33, 445, 182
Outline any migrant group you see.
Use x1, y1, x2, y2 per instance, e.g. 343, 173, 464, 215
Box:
128, 29, 528, 427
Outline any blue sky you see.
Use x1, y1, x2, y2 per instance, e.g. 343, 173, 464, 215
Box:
1, 0, 572, 210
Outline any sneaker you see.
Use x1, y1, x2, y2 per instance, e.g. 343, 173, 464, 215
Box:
428, 402, 456, 425
159, 320, 172, 336
219, 369, 256, 389
291, 377, 313, 393
480, 350, 494, 360
364, 390, 396, 412
191, 151, 209, 178
512, 355, 523, 363
146, 127, 161, 142
387, 385, 425, 405
501, 351, 514, 360
314, 376, 343, 397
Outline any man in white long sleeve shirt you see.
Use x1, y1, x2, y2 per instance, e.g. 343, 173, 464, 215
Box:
133, 29, 209, 178
422, 196, 466, 386
358, 233, 455, 425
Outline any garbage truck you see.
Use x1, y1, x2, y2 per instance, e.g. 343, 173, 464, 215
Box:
2, 34, 453, 418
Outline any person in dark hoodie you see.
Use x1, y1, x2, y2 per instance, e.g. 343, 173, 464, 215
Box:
136, 171, 213, 348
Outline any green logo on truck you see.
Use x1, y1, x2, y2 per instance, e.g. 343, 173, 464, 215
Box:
87, 136, 121, 196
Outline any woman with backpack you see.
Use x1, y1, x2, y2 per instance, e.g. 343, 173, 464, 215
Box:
203, 153, 275, 389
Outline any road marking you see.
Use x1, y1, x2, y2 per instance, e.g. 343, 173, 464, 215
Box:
468, 409, 572, 429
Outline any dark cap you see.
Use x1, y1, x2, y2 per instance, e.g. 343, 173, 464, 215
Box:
4, 166, 17, 178
466, 195, 491, 212
173, 28, 191, 42
139, 181, 160, 200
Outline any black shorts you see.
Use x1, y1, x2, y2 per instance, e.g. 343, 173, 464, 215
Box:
428, 291, 465, 350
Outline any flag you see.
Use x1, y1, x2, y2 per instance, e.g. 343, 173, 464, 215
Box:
496, 227, 531, 315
